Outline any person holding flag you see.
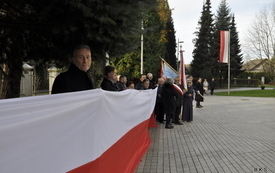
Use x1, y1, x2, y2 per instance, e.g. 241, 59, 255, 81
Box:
182, 79, 194, 122
51, 45, 95, 94
162, 78, 178, 129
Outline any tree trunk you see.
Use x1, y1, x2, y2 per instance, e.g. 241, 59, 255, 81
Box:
1, 49, 23, 98
1, 58, 23, 99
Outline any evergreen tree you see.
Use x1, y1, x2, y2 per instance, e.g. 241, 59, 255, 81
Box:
111, 0, 163, 80
191, 0, 215, 79
213, 0, 232, 81
213, 0, 243, 81
158, 0, 177, 70
164, 15, 177, 70
0, 0, 155, 98
143, 2, 166, 77
215, 0, 231, 30
112, 0, 176, 80
229, 15, 243, 78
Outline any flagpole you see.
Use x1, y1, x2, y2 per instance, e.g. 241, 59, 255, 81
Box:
177, 39, 184, 71
179, 46, 187, 91
228, 30, 231, 96
141, 20, 144, 74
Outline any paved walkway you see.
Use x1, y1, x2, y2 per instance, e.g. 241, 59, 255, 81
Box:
136, 94, 275, 173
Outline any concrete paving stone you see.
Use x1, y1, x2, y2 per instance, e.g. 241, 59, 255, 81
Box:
136, 94, 275, 173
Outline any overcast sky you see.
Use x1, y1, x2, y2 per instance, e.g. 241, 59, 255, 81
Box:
168, 0, 273, 64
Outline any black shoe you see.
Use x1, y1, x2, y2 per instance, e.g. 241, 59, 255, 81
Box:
199, 105, 203, 108
168, 123, 174, 126
165, 125, 174, 129
175, 122, 183, 125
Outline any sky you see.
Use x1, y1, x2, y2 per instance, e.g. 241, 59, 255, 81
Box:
168, 0, 273, 64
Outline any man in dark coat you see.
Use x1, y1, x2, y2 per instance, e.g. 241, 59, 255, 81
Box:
194, 77, 204, 108
147, 73, 156, 89
117, 75, 127, 91
182, 80, 194, 122
162, 78, 178, 129
100, 65, 119, 91
51, 45, 95, 94
209, 78, 217, 95
155, 78, 165, 123
135, 74, 147, 90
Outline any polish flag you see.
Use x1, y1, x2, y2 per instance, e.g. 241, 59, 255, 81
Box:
0, 89, 157, 173
219, 30, 230, 63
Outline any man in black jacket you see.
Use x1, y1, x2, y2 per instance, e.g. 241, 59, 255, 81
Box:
162, 78, 178, 129
100, 65, 119, 91
209, 78, 217, 95
117, 75, 127, 91
51, 45, 95, 94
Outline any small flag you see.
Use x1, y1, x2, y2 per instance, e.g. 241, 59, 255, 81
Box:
160, 59, 178, 79
219, 30, 230, 63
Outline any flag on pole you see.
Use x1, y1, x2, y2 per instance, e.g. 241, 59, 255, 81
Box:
160, 59, 178, 79
179, 50, 187, 90
219, 30, 230, 63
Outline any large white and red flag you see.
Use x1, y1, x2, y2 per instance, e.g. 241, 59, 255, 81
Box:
179, 49, 187, 90
219, 30, 230, 63
0, 88, 157, 173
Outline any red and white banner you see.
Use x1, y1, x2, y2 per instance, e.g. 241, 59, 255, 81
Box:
179, 50, 187, 90
0, 88, 157, 173
219, 30, 230, 63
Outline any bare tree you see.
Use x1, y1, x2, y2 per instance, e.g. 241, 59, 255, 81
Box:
245, 2, 275, 82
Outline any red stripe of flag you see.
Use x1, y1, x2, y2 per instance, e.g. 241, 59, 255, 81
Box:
67, 120, 151, 173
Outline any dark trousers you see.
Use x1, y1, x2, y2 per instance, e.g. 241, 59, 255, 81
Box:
174, 106, 182, 122
165, 113, 174, 127
210, 88, 214, 95
155, 102, 164, 123
196, 101, 201, 107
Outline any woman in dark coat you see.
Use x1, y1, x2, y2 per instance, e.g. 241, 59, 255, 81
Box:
182, 80, 194, 122
162, 78, 178, 129
194, 77, 204, 108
